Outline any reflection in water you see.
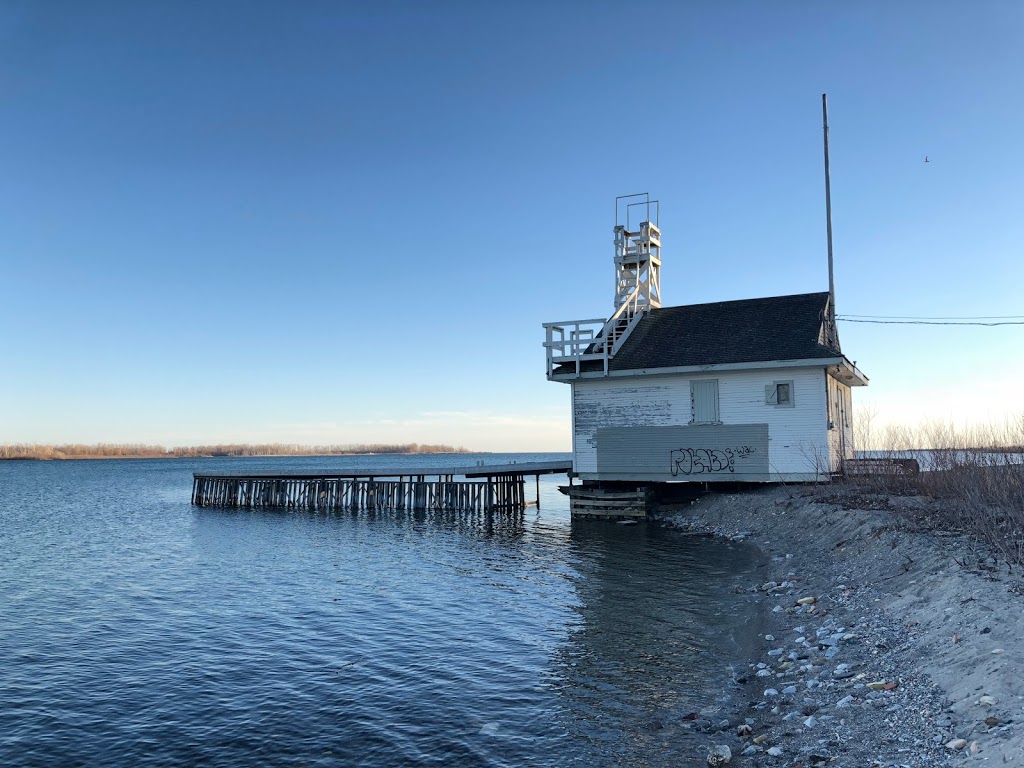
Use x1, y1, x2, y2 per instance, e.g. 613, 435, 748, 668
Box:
223, 504, 532, 537
554, 522, 766, 767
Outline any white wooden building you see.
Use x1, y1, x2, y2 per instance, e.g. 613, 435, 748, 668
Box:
543, 197, 867, 484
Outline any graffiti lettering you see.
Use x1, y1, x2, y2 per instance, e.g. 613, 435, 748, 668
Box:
670, 446, 755, 476
671, 448, 734, 475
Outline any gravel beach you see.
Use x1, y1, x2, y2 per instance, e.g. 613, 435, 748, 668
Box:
658, 486, 1023, 767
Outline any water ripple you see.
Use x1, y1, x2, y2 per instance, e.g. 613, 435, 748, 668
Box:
0, 455, 766, 767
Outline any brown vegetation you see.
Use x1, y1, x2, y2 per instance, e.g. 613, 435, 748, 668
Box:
848, 414, 1024, 567
0, 443, 470, 460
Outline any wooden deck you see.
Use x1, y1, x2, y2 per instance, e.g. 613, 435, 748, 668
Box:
191, 460, 571, 514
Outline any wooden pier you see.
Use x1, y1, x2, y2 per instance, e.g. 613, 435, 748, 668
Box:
191, 460, 571, 514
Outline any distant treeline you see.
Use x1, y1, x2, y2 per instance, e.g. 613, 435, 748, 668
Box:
0, 443, 470, 460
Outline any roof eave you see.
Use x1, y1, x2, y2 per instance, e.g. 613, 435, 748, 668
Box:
828, 357, 869, 387
550, 356, 854, 382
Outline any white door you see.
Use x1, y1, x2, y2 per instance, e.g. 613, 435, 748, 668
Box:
691, 379, 720, 424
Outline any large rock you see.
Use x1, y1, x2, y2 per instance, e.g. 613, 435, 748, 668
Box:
706, 744, 732, 766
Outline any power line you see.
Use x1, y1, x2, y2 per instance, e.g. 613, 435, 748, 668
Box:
837, 317, 1024, 327
841, 313, 1024, 320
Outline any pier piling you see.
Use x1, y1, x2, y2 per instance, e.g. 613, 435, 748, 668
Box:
190, 461, 569, 515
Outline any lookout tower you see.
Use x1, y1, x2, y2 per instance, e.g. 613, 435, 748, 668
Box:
542, 193, 662, 377
613, 193, 661, 313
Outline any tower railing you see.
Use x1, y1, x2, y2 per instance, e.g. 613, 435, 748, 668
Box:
614, 221, 661, 312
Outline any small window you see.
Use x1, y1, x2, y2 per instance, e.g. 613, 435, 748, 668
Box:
765, 380, 795, 408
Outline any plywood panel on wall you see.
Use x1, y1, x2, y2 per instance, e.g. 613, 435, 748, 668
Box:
596, 424, 770, 480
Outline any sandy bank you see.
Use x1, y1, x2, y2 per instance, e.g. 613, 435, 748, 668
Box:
659, 486, 1022, 767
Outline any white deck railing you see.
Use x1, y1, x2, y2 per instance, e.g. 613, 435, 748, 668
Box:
542, 317, 609, 378
543, 288, 646, 379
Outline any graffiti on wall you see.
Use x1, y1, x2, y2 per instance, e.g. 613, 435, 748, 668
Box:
670, 446, 755, 476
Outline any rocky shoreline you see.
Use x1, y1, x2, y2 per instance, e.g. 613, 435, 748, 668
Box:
656, 486, 1022, 767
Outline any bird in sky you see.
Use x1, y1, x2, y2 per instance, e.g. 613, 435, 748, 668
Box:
924, 156, 930, 163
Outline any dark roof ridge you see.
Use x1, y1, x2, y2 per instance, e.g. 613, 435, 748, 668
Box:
651, 290, 830, 313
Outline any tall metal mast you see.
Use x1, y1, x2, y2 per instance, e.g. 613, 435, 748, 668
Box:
822, 93, 836, 330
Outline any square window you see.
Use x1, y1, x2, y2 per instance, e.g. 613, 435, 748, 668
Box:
765, 380, 795, 408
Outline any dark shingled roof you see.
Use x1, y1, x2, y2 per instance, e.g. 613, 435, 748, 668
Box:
558, 292, 841, 375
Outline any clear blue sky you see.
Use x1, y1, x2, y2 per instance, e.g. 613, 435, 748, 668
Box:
2, 1, 1021, 450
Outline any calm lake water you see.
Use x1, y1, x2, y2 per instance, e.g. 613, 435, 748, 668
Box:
0, 453, 766, 767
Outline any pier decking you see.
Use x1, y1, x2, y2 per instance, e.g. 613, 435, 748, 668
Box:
191, 460, 571, 514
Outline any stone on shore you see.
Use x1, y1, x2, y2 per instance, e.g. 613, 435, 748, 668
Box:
706, 744, 731, 766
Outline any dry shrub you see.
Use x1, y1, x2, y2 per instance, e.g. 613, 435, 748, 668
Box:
850, 415, 1024, 566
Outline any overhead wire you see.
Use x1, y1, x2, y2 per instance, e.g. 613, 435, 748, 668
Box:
837, 317, 1024, 327
840, 313, 1024, 320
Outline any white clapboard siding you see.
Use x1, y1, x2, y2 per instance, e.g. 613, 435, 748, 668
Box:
572, 367, 831, 479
